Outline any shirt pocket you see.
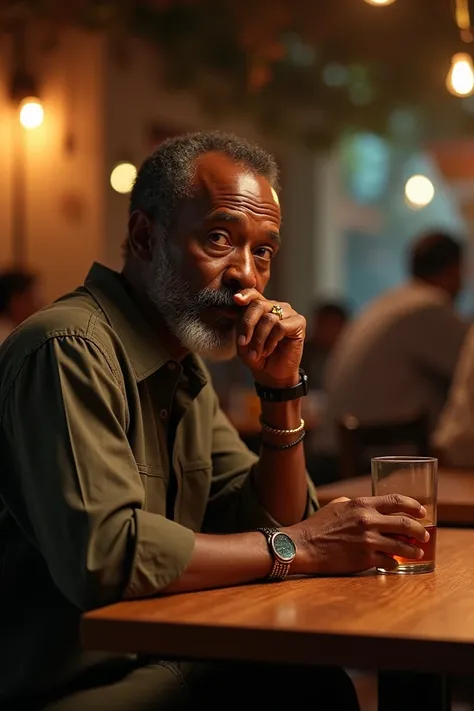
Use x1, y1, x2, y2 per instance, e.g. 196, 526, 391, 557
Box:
177, 457, 212, 531
137, 462, 167, 515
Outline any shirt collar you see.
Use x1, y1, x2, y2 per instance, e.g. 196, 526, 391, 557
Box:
83, 262, 207, 387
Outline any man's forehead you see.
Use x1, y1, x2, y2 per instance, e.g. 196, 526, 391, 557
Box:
192, 152, 279, 207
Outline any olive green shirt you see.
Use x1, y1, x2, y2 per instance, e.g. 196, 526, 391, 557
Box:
0, 263, 317, 702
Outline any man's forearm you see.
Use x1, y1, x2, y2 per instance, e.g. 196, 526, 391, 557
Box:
253, 396, 309, 526
162, 525, 309, 595
162, 531, 271, 593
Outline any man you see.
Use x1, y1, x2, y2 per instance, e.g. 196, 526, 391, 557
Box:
0, 269, 43, 343
301, 301, 349, 390
0, 132, 428, 710
313, 231, 469, 478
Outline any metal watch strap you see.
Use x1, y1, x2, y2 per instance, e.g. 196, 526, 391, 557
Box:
257, 527, 292, 582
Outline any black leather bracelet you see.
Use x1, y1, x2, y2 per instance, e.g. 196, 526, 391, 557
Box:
261, 430, 306, 450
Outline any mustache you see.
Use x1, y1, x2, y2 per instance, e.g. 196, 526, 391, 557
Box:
195, 287, 240, 310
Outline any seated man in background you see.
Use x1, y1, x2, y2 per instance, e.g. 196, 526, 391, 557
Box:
0, 269, 43, 343
312, 231, 469, 482
301, 300, 349, 390
0, 131, 429, 711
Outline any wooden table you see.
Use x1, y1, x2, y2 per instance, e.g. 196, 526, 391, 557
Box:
83, 529, 474, 710
316, 468, 474, 525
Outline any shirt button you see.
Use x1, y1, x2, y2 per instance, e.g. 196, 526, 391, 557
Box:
160, 409, 168, 419
168, 362, 176, 371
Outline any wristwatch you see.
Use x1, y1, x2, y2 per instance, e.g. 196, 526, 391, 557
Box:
257, 527, 297, 582
254, 368, 309, 402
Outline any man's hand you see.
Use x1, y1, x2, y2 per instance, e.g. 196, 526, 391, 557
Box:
234, 289, 306, 387
285, 495, 429, 575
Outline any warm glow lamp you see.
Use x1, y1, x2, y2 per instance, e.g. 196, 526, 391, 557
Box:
446, 52, 474, 96
363, 0, 397, 5
19, 96, 44, 129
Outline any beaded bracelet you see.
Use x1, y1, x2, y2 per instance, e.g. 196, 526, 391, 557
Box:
259, 416, 305, 437
261, 430, 306, 451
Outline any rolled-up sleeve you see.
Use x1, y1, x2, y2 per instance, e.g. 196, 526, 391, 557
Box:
0, 336, 195, 610
203, 390, 318, 533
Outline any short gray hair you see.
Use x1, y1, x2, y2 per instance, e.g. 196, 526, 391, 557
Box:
128, 130, 279, 240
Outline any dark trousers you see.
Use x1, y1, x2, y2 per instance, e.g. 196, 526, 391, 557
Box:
25, 659, 360, 711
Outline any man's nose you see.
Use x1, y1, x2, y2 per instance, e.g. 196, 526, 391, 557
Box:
223, 248, 257, 292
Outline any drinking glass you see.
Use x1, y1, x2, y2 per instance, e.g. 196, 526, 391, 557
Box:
371, 456, 438, 574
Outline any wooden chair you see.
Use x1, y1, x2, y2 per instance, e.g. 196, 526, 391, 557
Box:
337, 413, 430, 480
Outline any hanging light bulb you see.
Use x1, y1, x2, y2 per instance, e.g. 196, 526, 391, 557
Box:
363, 0, 397, 6
446, 52, 474, 96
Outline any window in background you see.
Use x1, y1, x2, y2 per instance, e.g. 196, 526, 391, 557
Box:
340, 132, 468, 314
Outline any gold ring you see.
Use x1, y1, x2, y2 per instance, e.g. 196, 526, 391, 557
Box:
270, 303, 284, 320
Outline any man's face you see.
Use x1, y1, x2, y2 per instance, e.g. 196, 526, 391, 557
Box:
146, 153, 281, 360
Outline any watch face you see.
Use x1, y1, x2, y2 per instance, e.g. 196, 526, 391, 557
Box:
273, 532, 296, 562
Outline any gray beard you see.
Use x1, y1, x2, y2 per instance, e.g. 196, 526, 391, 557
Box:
146, 239, 238, 361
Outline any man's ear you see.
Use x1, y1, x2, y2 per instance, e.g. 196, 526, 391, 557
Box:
128, 211, 154, 262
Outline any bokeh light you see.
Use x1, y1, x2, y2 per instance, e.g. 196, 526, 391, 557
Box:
446, 53, 474, 97
404, 175, 435, 208
19, 97, 44, 129
110, 162, 137, 194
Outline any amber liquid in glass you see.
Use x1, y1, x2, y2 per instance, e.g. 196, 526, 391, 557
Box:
387, 524, 437, 574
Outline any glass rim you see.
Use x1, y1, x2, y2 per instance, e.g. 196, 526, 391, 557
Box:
371, 456, 437, 464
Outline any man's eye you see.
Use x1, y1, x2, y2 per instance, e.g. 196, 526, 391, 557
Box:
208, 233, 230, 247
254, 247, 274, 262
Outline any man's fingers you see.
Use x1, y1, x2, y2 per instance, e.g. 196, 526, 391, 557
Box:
237, 299, 266, 348
247, 312, 280, 359
260, 315, 303, 357
376, 532, 425, 559
327, 496, 351, 505
356, 494, 426, 518
233, 289, 261, 306
378, 515, 429, 544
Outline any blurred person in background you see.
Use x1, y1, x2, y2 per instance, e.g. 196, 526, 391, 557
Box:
301, 301, 349, 390
311, 231, 469, 483
432, 325, 474, 467
0, 269, 43, 343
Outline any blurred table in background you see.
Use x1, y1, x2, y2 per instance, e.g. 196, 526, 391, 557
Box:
316, 468, 474, 526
